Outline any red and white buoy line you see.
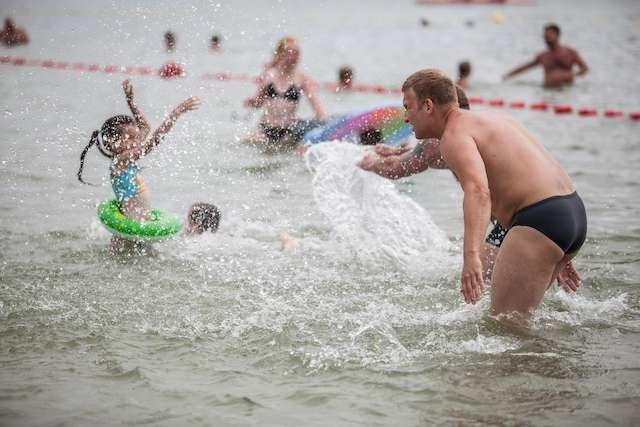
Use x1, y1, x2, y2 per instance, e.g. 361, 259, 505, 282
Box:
3, 54, 639, 121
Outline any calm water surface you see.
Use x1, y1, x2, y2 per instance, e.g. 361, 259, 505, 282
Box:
1, 0, 639, 425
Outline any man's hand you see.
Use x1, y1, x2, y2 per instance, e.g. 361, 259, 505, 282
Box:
557, 260, 581, 292
357, 151, 381, 171
374, 143, 409, 157
461, 254, 485, 304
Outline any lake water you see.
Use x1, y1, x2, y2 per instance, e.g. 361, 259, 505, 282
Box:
1, 0, 639, 425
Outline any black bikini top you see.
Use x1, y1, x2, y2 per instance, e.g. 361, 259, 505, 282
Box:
265, 82, 301, 103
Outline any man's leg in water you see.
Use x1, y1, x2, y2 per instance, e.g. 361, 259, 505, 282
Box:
483, 238, 581, 290
481, 242, 500, 281
490, 226, 565, 322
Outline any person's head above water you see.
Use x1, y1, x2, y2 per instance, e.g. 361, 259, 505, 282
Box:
359, 128, 382, 146
403, 68, 457, 107
543, 23, 561, 49
338, 65, 354, 89
401, 69, 458, 139
271, 36, 300, 69
210, 33, 222, 51
458, 61, 471, 79
4, 17, 15, 32
77, 115, 136, 184
164, 31, 176, 52
185, 203, 221, 234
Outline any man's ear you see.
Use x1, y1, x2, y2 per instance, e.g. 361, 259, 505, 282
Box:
422, 98, 434, 113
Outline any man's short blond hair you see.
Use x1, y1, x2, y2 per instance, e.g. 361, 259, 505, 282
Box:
402, 69, 458, 106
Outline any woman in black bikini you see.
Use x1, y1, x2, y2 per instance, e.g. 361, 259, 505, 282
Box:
244, 36, 326, 148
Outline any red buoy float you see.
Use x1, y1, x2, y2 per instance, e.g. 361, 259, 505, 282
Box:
509, 100, 525, 109
604, 109, 624, 118
159, 61, 185, 78
629, 112, 640, 121
553, 104, 573, 114
489, 98, 505, 106
578, 107, 597, 117
530, 101, 548, 111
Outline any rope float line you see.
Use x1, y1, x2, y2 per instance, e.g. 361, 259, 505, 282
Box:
2, 55, 639, 121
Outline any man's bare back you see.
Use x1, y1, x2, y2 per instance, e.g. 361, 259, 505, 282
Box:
441, 109, 575, 227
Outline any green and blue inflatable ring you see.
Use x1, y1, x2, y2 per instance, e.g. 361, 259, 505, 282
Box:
97, 199, 182, 241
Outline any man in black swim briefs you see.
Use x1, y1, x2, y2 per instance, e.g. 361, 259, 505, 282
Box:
399, 69, 587, 323
359, 85, 582, 289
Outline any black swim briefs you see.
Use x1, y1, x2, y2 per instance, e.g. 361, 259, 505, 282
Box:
261, 119, 324, 145
511, 191, 587, 254
485, 222, 507, 247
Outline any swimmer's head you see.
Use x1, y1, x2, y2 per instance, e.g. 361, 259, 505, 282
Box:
544, 23, 560, 48
77, 115, 135, 185
186, 203, 221, 234
359, 128, 383, 145
4, 17, 15, 31
338, 66, 354, 88
273, 36, 300, 67
402, 69, 457, 139
210, 34, 221, 49
458, 61, 471, 78
164, 31, 176, 51
98, 115, 138, 154
402, 69, 457, 107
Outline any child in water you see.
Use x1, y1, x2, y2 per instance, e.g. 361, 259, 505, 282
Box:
78, 79, 200, 252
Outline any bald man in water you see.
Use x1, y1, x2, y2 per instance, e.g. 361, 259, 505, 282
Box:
503, 23, 588, 87
401, 69, 587, 322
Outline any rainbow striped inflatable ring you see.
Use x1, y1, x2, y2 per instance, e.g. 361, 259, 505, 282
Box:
302, 103, 412, 146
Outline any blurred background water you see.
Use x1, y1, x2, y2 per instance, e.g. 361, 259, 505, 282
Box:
1, 0, 639, 425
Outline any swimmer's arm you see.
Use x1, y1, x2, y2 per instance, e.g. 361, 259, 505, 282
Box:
116, 97, 200, 163
243, 74, 268, 108
359, 145, 428, 179
503, 57, 539, 79
359, 139, 447, 178
572, 50, 589, 77
421, 139, 448, 169
373, 143, 411, 157
358, 151, 415, 179
122, 79, 150, 138
440, 132, 491, 304
302, 75, 327, 121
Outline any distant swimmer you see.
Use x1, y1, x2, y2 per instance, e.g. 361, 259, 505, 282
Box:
456, 60, 471, 89
503, 23, 588, 87
243, 36, 327, 149
0, 17, 29, 47
400, 69, 587, 323
210, 34, 222, 52
337, 65, 354, 91
164, 31, 176, 53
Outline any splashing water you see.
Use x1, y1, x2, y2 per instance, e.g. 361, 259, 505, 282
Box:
305, 142, 457, 276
